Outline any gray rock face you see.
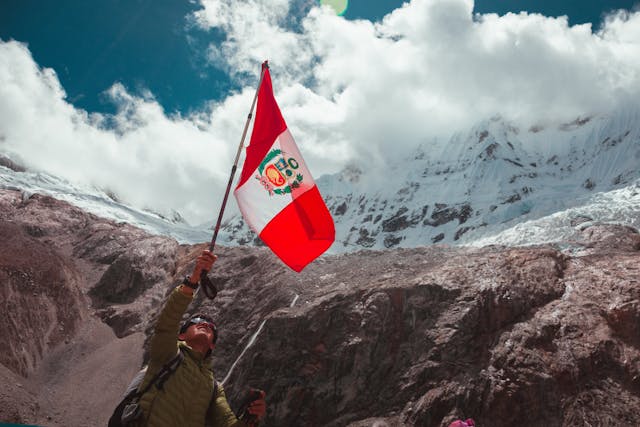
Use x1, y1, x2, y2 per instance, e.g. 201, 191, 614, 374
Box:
0, 190, 176, 425
89, 236, 178, 305
0, 221, 84, 376
1, 189, 639, 426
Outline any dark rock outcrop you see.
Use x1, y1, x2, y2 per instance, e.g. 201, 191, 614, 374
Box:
88, 235, 178, 305
382, 207, 411, 232
424, 203, 473, 227
1, 188, 639, 426
0, 155, 26, 172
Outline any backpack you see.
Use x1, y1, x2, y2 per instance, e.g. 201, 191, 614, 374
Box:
108, 349, 219, 427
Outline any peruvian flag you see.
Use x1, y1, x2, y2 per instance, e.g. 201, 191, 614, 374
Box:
233, 63, 335, 272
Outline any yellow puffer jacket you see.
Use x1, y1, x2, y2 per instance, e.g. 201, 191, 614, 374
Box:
135, 286, 245, 427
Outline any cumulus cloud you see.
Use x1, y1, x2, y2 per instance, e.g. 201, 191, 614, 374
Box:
0, 40, 250, 224
195, 0, 640, 161
1, 0, 640, 224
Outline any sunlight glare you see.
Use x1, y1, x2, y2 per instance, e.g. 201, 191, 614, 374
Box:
319, 0, 349, 16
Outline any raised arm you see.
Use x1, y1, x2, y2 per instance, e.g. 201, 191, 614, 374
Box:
147, 250, 218, 365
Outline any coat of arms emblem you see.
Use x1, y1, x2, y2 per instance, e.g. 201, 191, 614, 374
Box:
255, 149, 303, 195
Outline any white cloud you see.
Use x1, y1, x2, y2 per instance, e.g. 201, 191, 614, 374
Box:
194, 0, 640, 161
1, 0, 640, 224
0, 40, 250, 224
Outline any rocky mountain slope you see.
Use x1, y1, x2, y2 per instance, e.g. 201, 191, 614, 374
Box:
1, 188, 639, 426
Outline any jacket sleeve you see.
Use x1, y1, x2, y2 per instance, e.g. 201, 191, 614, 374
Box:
207, 383, 248, 427
148, 285, 192, 366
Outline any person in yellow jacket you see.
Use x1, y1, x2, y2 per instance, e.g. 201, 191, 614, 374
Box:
135, 250, 266, 426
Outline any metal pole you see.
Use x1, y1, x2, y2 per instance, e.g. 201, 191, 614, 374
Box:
208, 61, 268, 252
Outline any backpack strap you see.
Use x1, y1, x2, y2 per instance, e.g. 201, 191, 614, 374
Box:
134, 349, 184, 398
108, 350, 186, 427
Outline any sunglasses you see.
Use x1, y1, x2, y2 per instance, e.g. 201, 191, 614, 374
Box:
189, 317, 218, 342
190, 317, 214, 328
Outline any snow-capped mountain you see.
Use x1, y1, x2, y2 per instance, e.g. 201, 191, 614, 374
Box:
0, 158, 212, 244
218, 107, 640, 251
2, 107, 639, 252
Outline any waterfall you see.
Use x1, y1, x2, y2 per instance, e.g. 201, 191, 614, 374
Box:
221, 293, 299, 386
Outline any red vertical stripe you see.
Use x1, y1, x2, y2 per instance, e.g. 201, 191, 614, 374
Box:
238, 65, 287, 188
259, 186, 335, 272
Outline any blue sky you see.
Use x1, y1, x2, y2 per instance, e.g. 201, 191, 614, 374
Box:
1, 0, 639, 224
1, 0, 637, 115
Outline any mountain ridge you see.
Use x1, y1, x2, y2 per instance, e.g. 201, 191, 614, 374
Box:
218, 108, 640, 251
2, 108, 639, 252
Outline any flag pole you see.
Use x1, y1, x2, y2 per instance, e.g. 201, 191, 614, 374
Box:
208, 61, 268, 253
